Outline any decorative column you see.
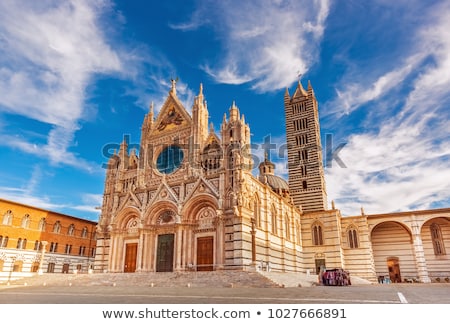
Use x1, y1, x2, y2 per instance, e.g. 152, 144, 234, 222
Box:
251, 219, 256, 266
175, 225, 183, 271
216, 210, 225, 270
38, 241, 48, 275
411, 220, 431, 283
136, 225, 144, 272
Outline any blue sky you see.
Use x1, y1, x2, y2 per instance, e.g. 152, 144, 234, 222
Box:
1, 0, 450, 221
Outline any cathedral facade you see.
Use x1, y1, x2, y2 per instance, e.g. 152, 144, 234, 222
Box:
94, 80, 450, 283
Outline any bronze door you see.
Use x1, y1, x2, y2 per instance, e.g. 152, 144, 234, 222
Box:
156, 234, 174, 272
124, 243, 138, 273
387, 258, 402, 283
197, 236, 214, 271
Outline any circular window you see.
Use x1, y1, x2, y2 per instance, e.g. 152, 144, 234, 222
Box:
156, 145, 184, 174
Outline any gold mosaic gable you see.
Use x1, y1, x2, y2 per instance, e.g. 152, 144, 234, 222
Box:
153, 95, 192, 133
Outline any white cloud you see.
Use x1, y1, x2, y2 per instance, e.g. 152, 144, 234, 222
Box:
175, 0, 330, 92
0, 0, 121, 168
325, 2, 450, 215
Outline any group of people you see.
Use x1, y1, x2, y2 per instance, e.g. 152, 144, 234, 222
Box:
319, 268, 351, 286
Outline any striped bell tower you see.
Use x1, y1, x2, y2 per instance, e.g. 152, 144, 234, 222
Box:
284, 80, 328, 212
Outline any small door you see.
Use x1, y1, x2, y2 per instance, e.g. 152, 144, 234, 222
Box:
62, 263, 70, 273
315, 258, 326, 274
387, 257, 402, 283
124, 243, 138, 273
47, 262, 55, 273
156, 234, 174, 272
197, 236, 214, 271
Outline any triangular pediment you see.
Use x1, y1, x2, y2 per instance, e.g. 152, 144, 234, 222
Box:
150, 181, 179, 205
118, 191, 142, 211
184, 177, 219, 202
153, 92, 192, 133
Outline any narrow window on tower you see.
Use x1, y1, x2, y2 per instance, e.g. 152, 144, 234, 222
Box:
302, 180, 307, 189
301, 165, 307, 177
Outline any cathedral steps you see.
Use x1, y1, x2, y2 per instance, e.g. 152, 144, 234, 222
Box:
2, 270, 282, 288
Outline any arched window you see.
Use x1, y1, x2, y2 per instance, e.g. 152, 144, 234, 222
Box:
431, 223, 446, 255
21, 214, 30, 228
38, 218, 46, 231
81, 227, 88, 238
17, 238, 22, 249
285, 214, 291, 240
253, 196, 261, 228
312, 223, 324, 245
2, 210, 13, 225
34, 240, 41, 251
53, 221, 61, 233
67, 224, 75, 236
271, 206, 278, 235
1, 236, 8, 247
348, 227, 359, 248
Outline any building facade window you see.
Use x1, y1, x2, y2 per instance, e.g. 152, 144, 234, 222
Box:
348, 228, 359, 248
253, 197, 261, 228
285, 215, 291, 240
1, 236, 8, 247
38, 218, 46, 231
2, 210, 13, 225
431, 223, 446, 255
21, 214, 30, 228
53, 221, 62, 233
81, 227, 88, 238
312, 223, 324, 246
34, 240, 41, 251
68, 224, 75, 236
271, 206, 278, 235
49, 242, 58, 253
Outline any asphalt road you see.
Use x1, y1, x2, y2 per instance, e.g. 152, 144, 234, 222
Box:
0, 283, 449, 304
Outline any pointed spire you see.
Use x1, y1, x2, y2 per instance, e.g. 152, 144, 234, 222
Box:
293, 80, 307, 97
170, 77, 178, 96
209, 122, 214, 133
229, 100, 239, 121
199, 82, 203, 96
149, 101, 154, 120
285, 87, 290, 97
307, 80, 315, 97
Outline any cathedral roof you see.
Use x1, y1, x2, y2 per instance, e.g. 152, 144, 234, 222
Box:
264, 174, 290, 191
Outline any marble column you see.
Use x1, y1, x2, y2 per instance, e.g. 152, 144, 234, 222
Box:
411, 221, 431, 283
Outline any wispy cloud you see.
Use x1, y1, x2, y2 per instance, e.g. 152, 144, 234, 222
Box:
173, 0, 330, 92
325, 1, 450, 215
0, 0, 121, 169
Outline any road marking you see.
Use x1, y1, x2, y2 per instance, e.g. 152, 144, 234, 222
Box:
397, 292, 408, 304
1, 291, 401, 304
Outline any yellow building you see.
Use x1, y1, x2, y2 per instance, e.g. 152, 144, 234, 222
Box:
0, 198, 97, 282
94, 80, 450, 283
